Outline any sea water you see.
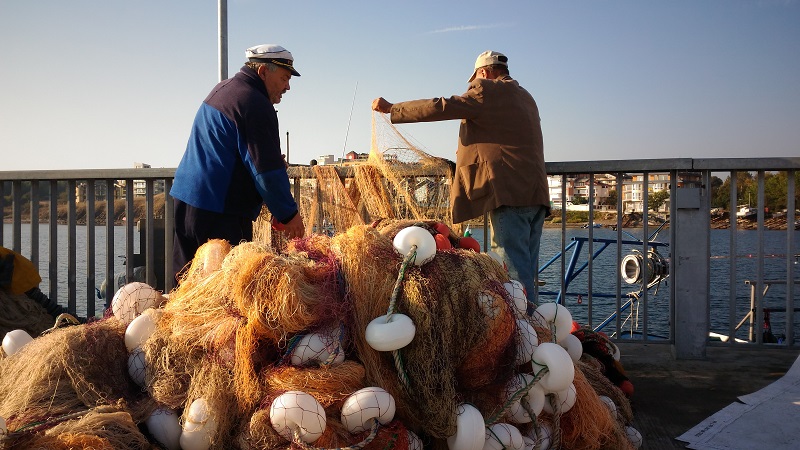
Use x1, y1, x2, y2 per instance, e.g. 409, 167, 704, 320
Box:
3, 224, 798, 341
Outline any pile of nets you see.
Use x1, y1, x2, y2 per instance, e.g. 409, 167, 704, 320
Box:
0, 220, 641, 450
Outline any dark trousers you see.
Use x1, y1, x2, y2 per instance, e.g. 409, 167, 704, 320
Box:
172, 199, 254, 282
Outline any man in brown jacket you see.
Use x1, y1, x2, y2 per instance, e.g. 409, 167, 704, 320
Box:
372, 50, 550, 306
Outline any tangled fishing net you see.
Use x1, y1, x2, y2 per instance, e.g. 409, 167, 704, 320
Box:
0, 118, 639, 449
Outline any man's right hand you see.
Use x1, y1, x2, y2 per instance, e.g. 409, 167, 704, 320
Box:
282, 213, 305, 239
371, 97, 393, 113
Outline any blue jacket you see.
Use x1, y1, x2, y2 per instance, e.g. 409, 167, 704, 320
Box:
170, 66, 298, 222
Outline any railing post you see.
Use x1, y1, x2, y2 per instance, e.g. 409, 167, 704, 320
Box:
671, 174, 710, 359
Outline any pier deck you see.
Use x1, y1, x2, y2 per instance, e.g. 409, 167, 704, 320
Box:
621, 342, 800, 449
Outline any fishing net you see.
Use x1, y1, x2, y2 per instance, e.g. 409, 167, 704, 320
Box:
0, 290, 54, 339
0, 320, 155, 446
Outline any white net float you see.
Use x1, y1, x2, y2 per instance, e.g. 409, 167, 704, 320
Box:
542, 383, 577, 415
531, 342, 575, 393
483, 423, 524, 450
447, 403, 485, 450
340, 387, 396, 433
532, 302, 573, 343
180, 398, 219, 450
124, 307, 162, 352
146, 407, 181, 450
506, 373, 546, 423
365, 313, 416, 351
392, 226, 436, 266
269, 391, 326, 443
2, 329, 33, 357
112, 282, 161, 325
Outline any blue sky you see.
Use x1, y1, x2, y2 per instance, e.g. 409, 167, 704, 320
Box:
1, 0, 798, 171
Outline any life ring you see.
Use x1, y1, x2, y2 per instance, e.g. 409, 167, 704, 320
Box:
269, 391, 327, 443
2, 329, 33, 356
558, 333, 583, 362
446, 403, 485, 450
504, 280, 528, 315
180, 398, 219, 450
484, 423, 525, 450
532, 303, 573, 343
515, 319, 539, 365
124, 308, 162, 352
340, 387, 396, 433
146, 407, 181, 450
542, 383, 577, 415
393, 226, 437, 266
530, 342, 575, 393
507, 374, 546, 423
365, 313, 416, 351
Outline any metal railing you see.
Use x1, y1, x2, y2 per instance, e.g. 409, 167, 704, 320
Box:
2, 158, 797, 355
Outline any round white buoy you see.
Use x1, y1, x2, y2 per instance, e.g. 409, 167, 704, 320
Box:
340, 387, 396, 433
483, 423, 524, 450
2, 329, 34, 357
625, 425, 643, 449
290, 328, 345, 366
365, 313, 416, 351
180, 398, 219, 450
111, 282, 161, 325
269, 391, 326, 443
393, 226, 437, 265
532, 303, 573, 343
146, 407, 181, 450
447, 403, 485, 450
124, 308, 162, 352
530, 342, 575, 393
558, 333, 583, 362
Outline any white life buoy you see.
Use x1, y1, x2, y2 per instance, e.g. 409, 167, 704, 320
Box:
124, 308, 162, 352
340, 387, 396, 433
180, 398, 219, 450
532, 302, 573, 343
483, 423, 524, 450
447, 403, 485, 450
2, 329, 33, 357
393, 226, 437, 266
270, 391, 326, 443
365, 313, 416, 351
530, 342, 575, 393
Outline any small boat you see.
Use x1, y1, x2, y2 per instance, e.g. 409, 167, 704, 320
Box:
736, 205, 757, 219
581, 223, 603, 229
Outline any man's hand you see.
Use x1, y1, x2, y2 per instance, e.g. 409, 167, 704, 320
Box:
282, 213, 305, 239
371, 97, 393, 114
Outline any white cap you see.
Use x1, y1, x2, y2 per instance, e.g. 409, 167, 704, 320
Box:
245, 44, 300, 76
468, 50, 508, 82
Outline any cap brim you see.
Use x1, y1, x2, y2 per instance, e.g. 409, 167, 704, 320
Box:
467, 69, 477, 83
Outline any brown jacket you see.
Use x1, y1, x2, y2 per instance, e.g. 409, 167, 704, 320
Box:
390, 76, 550, 223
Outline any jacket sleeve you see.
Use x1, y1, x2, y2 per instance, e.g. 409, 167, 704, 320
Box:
390, 83, 484, 124
252, 167, 299, 223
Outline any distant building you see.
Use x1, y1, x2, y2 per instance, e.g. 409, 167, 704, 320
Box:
133, 162, 165, 197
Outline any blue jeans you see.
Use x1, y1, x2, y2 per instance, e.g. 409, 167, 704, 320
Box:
489, 205, 547, 306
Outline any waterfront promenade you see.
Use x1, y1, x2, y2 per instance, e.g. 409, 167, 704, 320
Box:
620, 342, 800, 449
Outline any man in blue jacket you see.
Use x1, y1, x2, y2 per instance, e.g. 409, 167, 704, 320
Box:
170, 44, 305, 281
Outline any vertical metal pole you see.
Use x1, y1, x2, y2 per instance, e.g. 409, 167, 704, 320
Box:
286, 131, 290, 164
218, 0, 228, 81
785, 171, 795, 347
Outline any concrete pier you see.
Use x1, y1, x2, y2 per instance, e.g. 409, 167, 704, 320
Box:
620, 342, 800, 449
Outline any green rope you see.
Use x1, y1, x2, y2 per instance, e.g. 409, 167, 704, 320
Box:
484, 366, 549, 425
385, 245, 417, 391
